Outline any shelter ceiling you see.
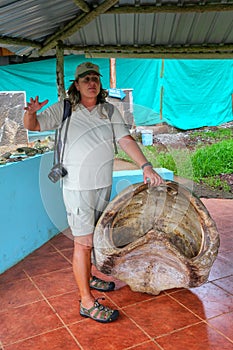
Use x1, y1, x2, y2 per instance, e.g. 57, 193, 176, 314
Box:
0, 0, 233, 58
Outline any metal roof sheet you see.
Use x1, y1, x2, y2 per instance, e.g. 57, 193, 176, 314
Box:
0, 0, 232, 58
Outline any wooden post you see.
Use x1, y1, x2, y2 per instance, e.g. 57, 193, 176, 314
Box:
110, 58, 116, 88
159, 59, 165, 120
160, 86, 164, 120
56, 41, 66, 101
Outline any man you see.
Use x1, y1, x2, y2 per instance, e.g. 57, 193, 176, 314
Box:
24, 62, 163, 323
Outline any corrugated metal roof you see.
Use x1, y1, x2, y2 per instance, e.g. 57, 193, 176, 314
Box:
0, 0, 232, 58
67, 11, 233, 46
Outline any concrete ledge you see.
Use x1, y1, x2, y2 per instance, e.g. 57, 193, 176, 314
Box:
111, 168, 173, 199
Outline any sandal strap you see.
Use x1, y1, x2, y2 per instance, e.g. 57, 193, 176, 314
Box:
90, 276, 115, 291
80, 299, 116, 322
90, 276, 109, 288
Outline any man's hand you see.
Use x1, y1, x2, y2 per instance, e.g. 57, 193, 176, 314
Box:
24, 96, 48, 131
143, 166, 165, 186
24, 96, 48, 114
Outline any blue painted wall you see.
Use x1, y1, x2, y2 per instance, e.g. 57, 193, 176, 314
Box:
0, 152, 173, 274
0, 152, 67, 273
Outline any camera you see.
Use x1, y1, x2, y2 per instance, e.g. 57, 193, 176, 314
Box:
48, 163, 68, 183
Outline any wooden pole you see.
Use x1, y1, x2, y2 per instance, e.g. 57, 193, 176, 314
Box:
56, 41, 66, 101
159, 59, 165, 120
110, 58, 116, 88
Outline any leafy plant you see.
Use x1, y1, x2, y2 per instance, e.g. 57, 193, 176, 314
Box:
191, 139, 233, 179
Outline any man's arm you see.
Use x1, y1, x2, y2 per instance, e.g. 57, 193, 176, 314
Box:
118, 135, 164, 186
24, 96, 48, 131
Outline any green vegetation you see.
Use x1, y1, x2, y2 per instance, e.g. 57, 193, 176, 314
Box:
201, 177, 231, 193
116, 128, 233, 192
191, 139, 233, 179
190, 128, 232, 141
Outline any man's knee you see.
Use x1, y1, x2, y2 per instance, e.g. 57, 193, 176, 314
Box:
74, 234, 93, 250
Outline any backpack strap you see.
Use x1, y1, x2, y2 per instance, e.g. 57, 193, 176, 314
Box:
62, 99, 72, 122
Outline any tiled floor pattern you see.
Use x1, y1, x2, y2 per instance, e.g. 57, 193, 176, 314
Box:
0, 198, 232, 350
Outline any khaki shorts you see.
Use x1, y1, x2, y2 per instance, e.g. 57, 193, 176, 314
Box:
63, 186, 111, 238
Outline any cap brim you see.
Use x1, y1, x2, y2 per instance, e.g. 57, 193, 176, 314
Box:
78, 70, 102, 78
70, 70, 102, 82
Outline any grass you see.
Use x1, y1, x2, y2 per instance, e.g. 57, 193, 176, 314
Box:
189, 128, 232, 141
116, 127, 233, 192
201, 176, 231, 193
191, 139, 233, 179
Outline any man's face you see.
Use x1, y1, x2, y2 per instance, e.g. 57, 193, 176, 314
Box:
75, 73, 101, 100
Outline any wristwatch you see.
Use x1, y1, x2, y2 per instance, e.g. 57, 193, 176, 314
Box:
141, 162, 153, 170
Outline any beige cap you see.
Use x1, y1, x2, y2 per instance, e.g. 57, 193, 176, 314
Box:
75, 62, 102, 79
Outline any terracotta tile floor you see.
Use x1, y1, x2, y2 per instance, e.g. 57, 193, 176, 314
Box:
0, 199, 232, 350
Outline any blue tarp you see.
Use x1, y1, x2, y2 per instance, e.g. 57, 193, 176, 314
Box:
0, 55, 232, 129
162, 60, 233, 129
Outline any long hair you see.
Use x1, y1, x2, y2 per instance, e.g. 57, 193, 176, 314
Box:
67, 80, 108, 110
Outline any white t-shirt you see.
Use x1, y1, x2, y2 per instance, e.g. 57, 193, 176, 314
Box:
37, 101, 130, 190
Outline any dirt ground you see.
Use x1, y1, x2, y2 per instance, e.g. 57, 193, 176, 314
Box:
114, 120, 233, 200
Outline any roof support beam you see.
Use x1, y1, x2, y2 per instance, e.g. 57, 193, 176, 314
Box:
107, 4, 233, 14
39, 0, 119, 55
0, 35, 41, 49
87, 52, 233, 59
72, 0, 90, 13
62, 43, 233, 58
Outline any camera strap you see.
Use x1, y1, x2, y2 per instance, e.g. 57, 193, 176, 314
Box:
59, 114, 71, 164
53, 99, 72, 166
104, 102, 118, 154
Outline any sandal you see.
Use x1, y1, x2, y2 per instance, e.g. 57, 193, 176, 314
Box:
90, 275, 115, 292
80, 298, 119, 323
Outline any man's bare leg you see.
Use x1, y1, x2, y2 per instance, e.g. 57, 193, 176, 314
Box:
73, 235, 95, 309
